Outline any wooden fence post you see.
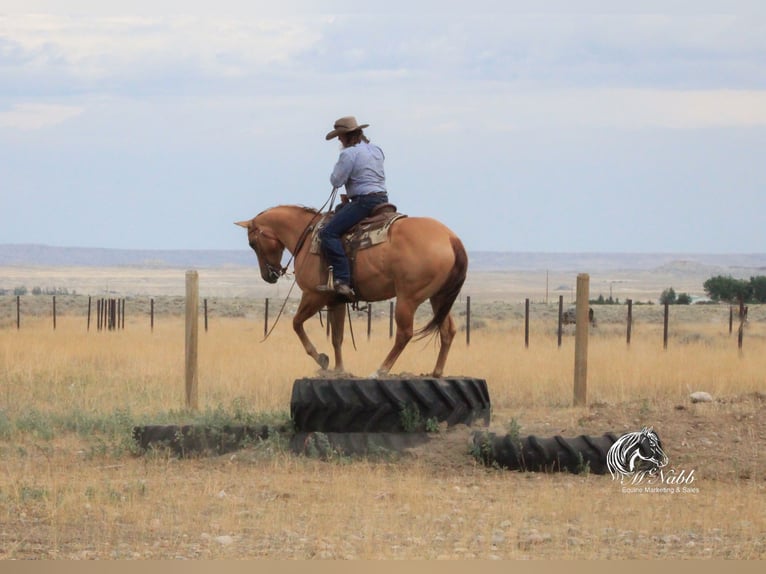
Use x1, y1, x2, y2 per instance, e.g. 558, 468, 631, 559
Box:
150, 298, 155, 332
466, 296, 471, 346
52, 295, 56, 330
367, 303, 372, 340
738, 321, 744, 350
16, 295, 20, 329
663, 302, 669, 350
389, 301, 394, 339
573, 273, 589, 407
626, 299, 633, 346
557, 295, 563, 348
204, 299, 208, 332
264, 298, 269, 339
185, 271, 199, 411
729, 306, 733, 334
738, 301, 746, 348
524, 298, 530, 348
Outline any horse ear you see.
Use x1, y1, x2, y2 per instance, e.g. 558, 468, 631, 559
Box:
234, 220, 251, 229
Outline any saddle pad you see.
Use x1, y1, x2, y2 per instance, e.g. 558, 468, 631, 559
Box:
310, 212, 407, 255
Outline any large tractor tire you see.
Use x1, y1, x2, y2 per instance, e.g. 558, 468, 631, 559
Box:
472, 431, 620, 474
290, 377, 491, 433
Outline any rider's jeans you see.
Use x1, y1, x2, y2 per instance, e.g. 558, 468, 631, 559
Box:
319, 193, 388, 285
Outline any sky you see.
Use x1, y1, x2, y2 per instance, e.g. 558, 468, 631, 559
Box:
1, 1, 765, 253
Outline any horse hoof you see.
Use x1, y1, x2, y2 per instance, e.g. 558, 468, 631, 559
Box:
317, 354, 330, 370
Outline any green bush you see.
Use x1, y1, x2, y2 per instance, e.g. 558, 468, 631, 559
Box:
703, 275, 762, 303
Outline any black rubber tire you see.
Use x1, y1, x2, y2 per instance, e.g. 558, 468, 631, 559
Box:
472, 431, 619, 474
290, 377, 491, 433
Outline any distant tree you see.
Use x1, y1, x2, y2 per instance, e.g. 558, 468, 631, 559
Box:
660, 287, 677, 305
13, 286, 27, 296
703, 275, 752, 303
676, 293, 692, 305
750, 276, 766, 303
591, 294, 618, 305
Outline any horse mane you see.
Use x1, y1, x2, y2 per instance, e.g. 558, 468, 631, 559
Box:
258, 205, 320, 217
284, 204, 320, 214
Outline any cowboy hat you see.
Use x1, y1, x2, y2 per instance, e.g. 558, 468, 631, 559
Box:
325, 116, 369, 140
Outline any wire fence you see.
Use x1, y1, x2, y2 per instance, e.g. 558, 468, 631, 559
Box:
1, 293, 758, 352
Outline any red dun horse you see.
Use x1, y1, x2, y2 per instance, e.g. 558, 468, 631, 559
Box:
235, 205, 467, 377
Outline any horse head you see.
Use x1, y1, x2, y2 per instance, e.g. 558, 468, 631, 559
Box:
235, 215, 286, 284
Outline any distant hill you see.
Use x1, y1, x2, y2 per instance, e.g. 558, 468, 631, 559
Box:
2, 244, 766, 273
0, 244, 253, 268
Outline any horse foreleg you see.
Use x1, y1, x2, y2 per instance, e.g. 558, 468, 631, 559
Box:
374, 299, 416, 377
293, 296, 330, 370
327, 303, 346, 372
431, 312, 456, 378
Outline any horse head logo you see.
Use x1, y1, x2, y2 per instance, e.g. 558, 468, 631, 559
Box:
607, 427, 669, 482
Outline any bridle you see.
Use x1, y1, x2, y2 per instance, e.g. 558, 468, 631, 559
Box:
250, 189, 339, 341
249, 225, 287, 282
249, 213, 321, 282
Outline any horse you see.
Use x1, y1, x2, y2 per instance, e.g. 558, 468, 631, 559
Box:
235, 204, 468, 378
606, 427, 669, 483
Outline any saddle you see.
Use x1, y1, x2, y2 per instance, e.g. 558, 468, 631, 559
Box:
310, 203, 407, 257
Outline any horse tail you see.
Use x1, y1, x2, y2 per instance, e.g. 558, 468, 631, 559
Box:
415, 235, 468, 340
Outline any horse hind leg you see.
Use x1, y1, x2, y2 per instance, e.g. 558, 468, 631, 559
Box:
431, 311, 456, 378
327, 303, 346, 372
373, 298, 416, 377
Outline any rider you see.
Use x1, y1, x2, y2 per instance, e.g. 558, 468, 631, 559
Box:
319, 116, 389, 300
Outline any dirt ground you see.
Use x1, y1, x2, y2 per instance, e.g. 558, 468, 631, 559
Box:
403, 392, 765, 484
2, 264, 764, 559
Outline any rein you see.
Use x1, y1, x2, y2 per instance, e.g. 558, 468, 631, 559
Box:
261, 188, 339, 341
265, 187, 338, 277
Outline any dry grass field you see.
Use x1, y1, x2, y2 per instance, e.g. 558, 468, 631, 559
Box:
1, 281, 764, 560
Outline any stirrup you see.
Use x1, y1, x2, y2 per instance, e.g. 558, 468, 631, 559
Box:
317, 266, 335, 292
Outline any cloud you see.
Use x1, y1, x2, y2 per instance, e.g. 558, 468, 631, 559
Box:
0, 13, 324, 91
3, 10, 765, 94
0, 102, 83, 130
469, 88, 766, 131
